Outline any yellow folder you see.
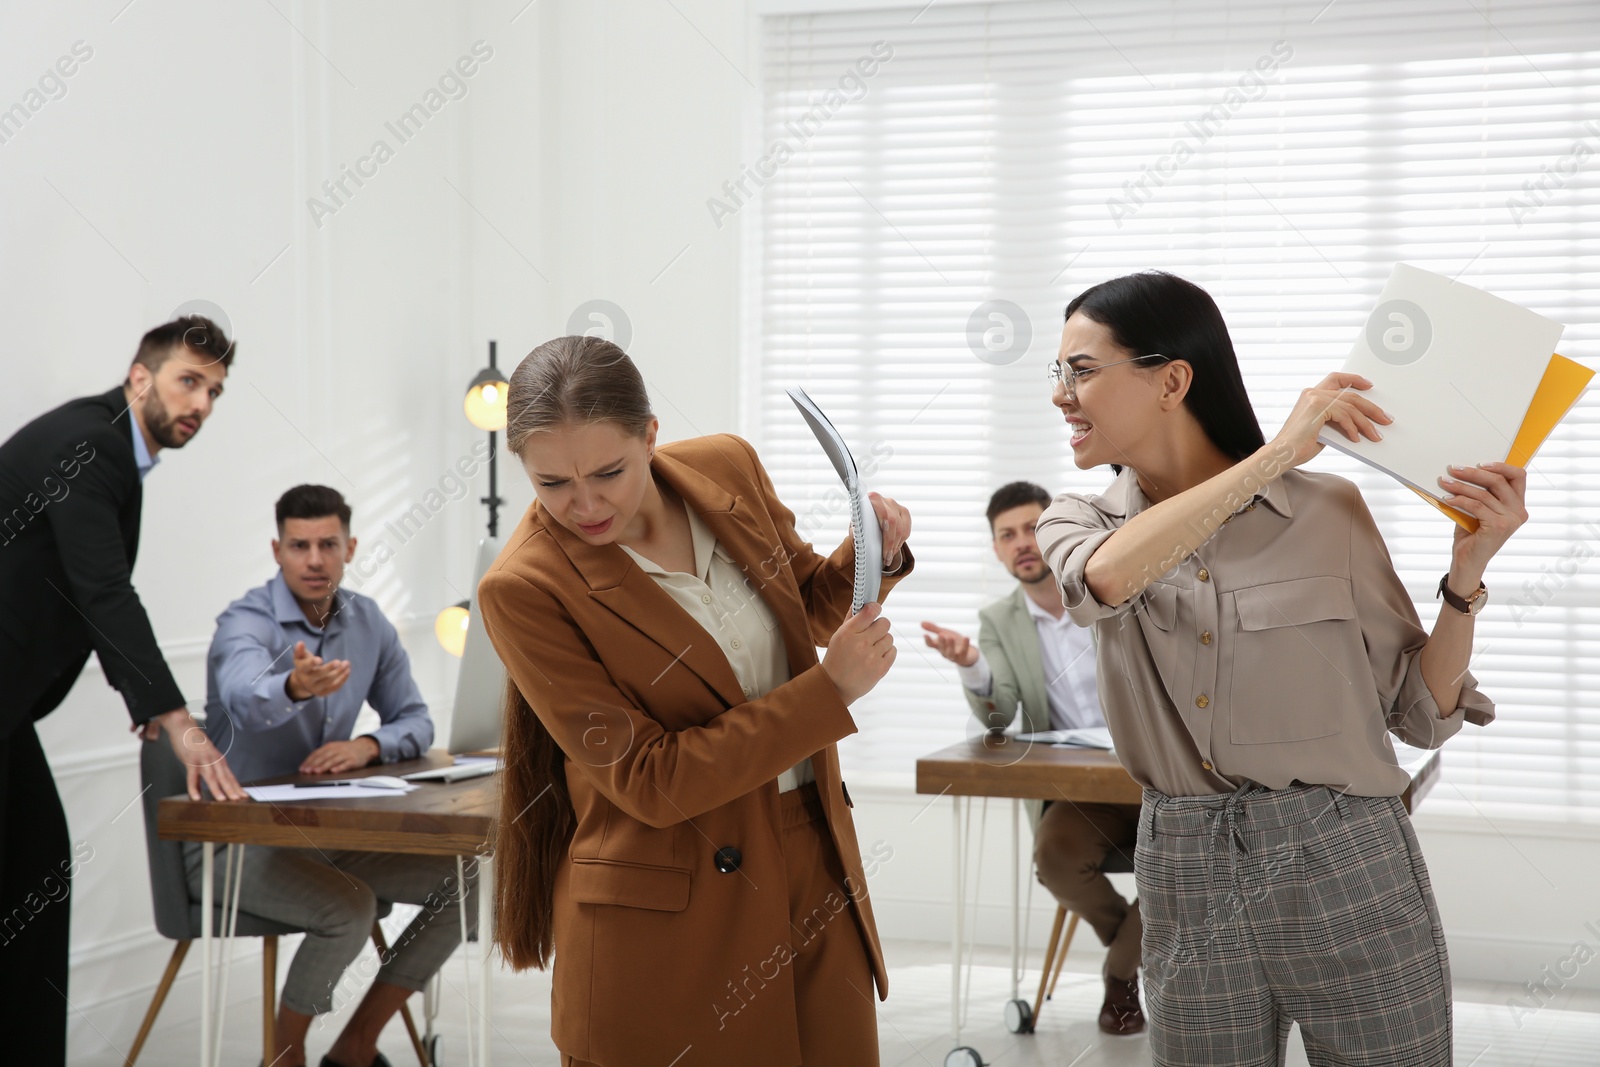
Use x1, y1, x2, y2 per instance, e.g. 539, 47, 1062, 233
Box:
1407, 353, 1595, 531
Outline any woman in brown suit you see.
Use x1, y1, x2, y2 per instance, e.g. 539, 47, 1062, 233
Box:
475, 336, 914, 1067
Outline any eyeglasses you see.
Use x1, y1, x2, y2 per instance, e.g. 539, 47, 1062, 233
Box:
1047, 354, 1167, 403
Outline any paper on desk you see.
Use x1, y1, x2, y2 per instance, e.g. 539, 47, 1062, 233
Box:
1016, 726, 1115, 750
245, 776, 418, 802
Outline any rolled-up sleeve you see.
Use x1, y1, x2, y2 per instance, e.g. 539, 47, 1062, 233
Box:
1035, 493, 1130, 628
1346, 483, 1495, 749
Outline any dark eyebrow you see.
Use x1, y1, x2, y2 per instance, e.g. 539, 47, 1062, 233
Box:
1064, 354, 1098, 367
533, 457, 626, 480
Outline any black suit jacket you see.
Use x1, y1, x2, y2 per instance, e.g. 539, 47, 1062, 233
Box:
0, 385, 185, 737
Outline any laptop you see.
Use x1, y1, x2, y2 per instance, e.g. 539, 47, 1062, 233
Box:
404, 538, 507, 784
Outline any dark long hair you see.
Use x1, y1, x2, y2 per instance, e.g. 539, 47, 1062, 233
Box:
1064, 271, 1265, 474
493, 335, 655, 971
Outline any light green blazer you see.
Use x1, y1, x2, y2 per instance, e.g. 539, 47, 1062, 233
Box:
961, 585, 1099, 834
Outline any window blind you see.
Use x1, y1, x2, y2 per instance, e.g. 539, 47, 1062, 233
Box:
749, 0, 1600, 821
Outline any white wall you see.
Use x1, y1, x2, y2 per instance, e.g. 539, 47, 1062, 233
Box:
1, 0, 757, 1055
2, 0, 1594, 1058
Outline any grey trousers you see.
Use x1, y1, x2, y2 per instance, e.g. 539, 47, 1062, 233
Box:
183, 841, 478, 1016
1135, 782, 1452, 1066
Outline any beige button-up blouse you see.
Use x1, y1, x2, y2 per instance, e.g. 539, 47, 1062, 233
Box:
620, 503, 815, 791
1034, 465, 1495, 798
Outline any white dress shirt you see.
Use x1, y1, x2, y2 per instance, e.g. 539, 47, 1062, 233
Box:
620, 504, 815, 791
956, 589, 1105, 731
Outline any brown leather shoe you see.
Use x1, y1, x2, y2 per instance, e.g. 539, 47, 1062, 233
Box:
1098, 973, 1145, 1035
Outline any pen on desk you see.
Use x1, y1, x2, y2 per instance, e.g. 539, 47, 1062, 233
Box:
293, 781, 356, 788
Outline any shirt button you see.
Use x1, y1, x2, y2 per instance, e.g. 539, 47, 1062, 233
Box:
742, 685, 753, 697
1196, 694, 1209, 708
1200, 630, 1212, 645
1202, 760, 1214, 771
730, 638, 742, 650
1197, 568, 1210, 582
701, 594, 712, 604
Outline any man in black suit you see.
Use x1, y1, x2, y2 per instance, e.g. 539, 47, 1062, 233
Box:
0, 316, 247, 1063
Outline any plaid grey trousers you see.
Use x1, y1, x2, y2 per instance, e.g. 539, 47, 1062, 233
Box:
1135, 781, 1453, 1066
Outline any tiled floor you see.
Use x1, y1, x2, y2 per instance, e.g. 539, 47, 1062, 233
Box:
82, 939, 1600, 1065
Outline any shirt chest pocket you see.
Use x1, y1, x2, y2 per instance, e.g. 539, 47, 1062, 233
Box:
1137, 580, 1179, 631
1229, 575, 1361, 745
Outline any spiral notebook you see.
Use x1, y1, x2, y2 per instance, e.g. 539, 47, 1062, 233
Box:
786, 387, 882, 614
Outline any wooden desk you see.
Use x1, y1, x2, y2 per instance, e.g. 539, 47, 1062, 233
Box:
158, 751, 496, 856
916, 735, 1441, 813
915, 735, 1441, 1066
916, 735, 1144, 805
157, 752, 501, 1067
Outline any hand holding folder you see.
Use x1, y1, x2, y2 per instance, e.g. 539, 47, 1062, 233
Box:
1414, 352, 1594, 530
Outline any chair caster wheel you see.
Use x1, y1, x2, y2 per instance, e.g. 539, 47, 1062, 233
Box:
425, 1033, 443, 1066
944, 1047, 984, 1067
1004, 997, 1035, 1034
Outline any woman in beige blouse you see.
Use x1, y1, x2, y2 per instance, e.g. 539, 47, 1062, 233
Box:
476, 335, 914, 1066
1034, 271, 1522, 1066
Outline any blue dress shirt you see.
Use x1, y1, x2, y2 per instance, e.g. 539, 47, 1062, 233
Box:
203, 571, 434, 783
130, 413, 158, 482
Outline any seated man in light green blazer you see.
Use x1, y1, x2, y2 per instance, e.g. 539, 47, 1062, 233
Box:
921, 481, 1145, 1036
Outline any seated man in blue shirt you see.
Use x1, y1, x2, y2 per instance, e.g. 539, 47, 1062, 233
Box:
922, 481, 1143, 1035
189, 484, 474, 1067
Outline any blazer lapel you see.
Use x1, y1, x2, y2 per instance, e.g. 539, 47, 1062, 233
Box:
1006, 587, 1051, 734
653, 448, 813, 689
543, 446, 807, 710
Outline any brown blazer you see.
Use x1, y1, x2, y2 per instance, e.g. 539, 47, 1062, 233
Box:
476, 432, 914, 1066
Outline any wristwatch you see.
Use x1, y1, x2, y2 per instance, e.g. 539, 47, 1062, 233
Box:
1437, 573, 1488, 615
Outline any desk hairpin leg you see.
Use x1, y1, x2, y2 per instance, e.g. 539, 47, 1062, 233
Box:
1001, 800, 1034, 1035
452, 853, 496, 1067
211, 844, 246, 1067
200, 842, 213, 1067
1012, 800, 1020, 1000
456, 856, 477, 1067
949, 798, 962, 1056
945, 797, 986, 1067
478, 852, 495, 1064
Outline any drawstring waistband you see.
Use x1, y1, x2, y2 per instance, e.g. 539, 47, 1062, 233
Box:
1220, 779, 1265, 862
1208, 781, 1264, 943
